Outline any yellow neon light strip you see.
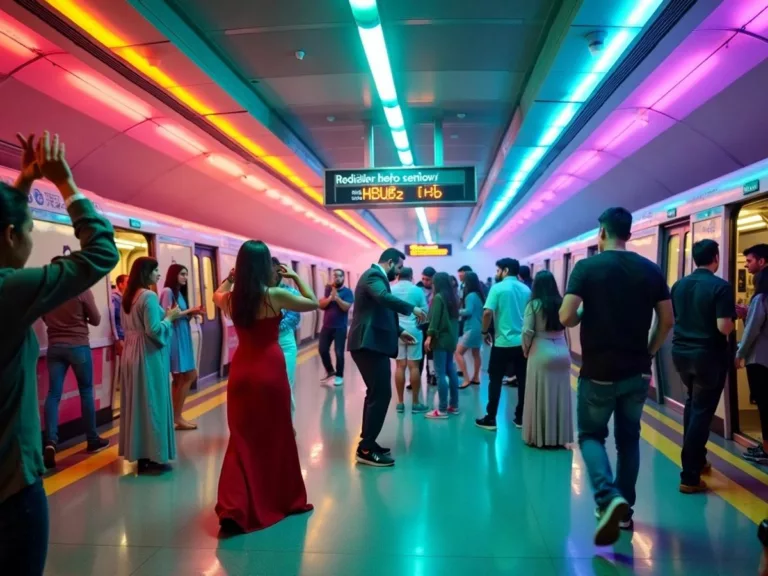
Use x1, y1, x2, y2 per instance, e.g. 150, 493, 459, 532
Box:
44, 0, 386, 248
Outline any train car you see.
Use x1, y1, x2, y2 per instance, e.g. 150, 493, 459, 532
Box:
0, 164, 357, 444
523, 156, 768, 448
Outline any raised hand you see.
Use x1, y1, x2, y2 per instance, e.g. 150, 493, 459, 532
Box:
36, 131, 73, 186
165, 305, 182, 322
16, 133, 41, 182
278, 264, 299, 281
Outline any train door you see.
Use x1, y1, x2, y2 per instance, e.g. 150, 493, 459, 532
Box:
544, 258, 550, 271
587, 245, 598, 257
194, 245, 223, 384
657, 223, 692, 408
733, 200, 768, 442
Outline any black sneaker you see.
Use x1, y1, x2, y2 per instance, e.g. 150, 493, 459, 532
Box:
744, 447, 768, 465
373, 443, 391, 455
87, 437, 109, 453
43, 443, 56, 469
594, 496, 629, 546
475, 415, 497, 431
513, 417, 523, 429
595, 507, 633, 530
356, 448, 394, 467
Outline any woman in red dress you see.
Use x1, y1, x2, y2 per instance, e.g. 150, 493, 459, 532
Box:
213, 240, 318, 532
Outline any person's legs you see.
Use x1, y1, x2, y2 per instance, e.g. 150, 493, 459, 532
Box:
280, 339, 298, 421
613, 374, 651, 510
432, 349, 449, 412
333, 328, 347, 378
395, 359, 407, 405
0, 479, 49, 576
318, 327, 335, 377
446, 350, 460, 410
484, 346, 510, 420
511, 346, 528, 424
407, 359, 422, 405
455, 345, 469, 387
577, 377, 620, 510
44, 346, 69, 447
68, 345, 99, 443
749, 364, 768, 452
470, 347, 482, 382
353, 351, 392, 452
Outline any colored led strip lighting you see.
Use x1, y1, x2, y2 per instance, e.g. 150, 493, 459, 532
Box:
349, 0, 433, 245
43, 0, 387, 248
466, 0, 665, 249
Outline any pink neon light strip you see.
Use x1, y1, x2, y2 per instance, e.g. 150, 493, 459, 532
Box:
67, 73, 151, 121
654, 54, 721, 112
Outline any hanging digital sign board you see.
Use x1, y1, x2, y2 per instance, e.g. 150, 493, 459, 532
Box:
324, 166, 477, 209
405, 244, 452, 257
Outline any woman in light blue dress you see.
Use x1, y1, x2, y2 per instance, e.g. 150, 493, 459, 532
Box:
161, 264, 203, 430
456, 272, 485, 388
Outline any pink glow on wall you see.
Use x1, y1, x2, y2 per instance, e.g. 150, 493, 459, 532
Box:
639, 52, 716, 108
0, 28, 33, 56
737, 1, 768, 26
0, 16, 38, 52
541, 191, 556, 201
746, 7, 768, 32
68, 72, 152, 121
552, 174, 574, 191
574, 152, 601, 174
654, 54, 721, 112
156, 123, 206, 154
596, 117, 644, 150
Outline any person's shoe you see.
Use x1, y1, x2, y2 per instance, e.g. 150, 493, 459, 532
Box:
470, 380, 480, 386
743, 447, 768, 464
411, 403, 429, 413
320, 373, 334, 383
372, 442, 391, 455
459, 380, 471, 390
396, 403, 405, 413
594, 508, 633, 530
475, 415, 497, 431
356, 448, 394, 467
746, 445, 763, 454
429, 375, 437, 387
138, 459, 172, 475
594, 496, 630, 546
679, 480, 708, 494
334, 376, 344, 386
219, 518, 244, 535
43, 442, 56, 470
426, 409, 448, 419
513, 417, 523, 429
447, 407, 460, 415
86, 437, 109, 453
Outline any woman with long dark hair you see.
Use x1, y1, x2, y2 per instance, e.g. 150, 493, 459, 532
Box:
160, 264, 203, 430
425, 272, 461, 419
456, 272, 485, 388
521, 270, 572, 448
0, 132, 118, 574
737, 270, 768, 464
119, 257, 181, 473
213, 240, 318, 533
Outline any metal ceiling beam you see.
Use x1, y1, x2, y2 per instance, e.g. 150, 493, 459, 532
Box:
126, 0, 396, 245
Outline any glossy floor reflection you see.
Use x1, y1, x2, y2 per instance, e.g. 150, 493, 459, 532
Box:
44, 351, 760, 575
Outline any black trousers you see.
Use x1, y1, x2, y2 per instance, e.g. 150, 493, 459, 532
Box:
351, 349, 392, 451
0, 480, 48, 576
747, 364, 768, 441
319, 327, 347, 377
487, 345, 527, 421
673, 354, 727, 485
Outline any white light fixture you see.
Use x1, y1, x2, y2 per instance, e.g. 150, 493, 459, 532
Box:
207, 155, 243, 177
738, 214, 765, 226
383, 105, 404, 129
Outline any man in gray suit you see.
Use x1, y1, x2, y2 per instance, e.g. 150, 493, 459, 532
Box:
349, 248, 427, 467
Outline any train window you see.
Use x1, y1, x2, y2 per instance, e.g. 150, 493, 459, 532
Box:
193, 256, 202, 309
111, 231, 150, 284
202, 257, 216, 321
665, 235, 680, 287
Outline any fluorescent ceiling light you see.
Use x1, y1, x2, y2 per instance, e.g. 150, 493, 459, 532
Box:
357, 25, 397, 104
738, 214, 764, 225
738, 222, 767, 232
391, 129, 410, 150
626, 0, 665, 27
207, 155, 243, 177
383, 105, 404, 129
156, 124, 206, 154
242, 175, 267, 190
397, 149, 414, 166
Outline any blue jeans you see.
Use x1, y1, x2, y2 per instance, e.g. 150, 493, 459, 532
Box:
433, 349, 459, 411
0, 480, 48, 575
319, 327, 347, 377
577, 374, 650, 513
45, 345, 98, 445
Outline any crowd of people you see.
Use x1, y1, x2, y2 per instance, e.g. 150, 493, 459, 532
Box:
3, 131, 768, 573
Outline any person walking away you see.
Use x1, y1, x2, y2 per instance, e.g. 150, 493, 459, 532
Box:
391, 267, 429, 414
738, 245, 768, 406
456, 272, 485, 389
42, 282, 109, 469
0, 131, 119, 575
425, 272, 461, 419
318, 268, 354, 386
670, 239, 734, 492
560, 207, 673, 546
160, 264, 204, 431
213, 240, 317, 532
111, 274, 127, 355
418, 267, 436, 387
272, 258, 303, 425
119, 258, 181, 474
521, 270, 572, 448
476, 258, 531, 431
737, 268, 768, 464
348, 248, 427, 467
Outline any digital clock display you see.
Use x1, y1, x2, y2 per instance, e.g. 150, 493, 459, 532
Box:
324, 166, 476, 209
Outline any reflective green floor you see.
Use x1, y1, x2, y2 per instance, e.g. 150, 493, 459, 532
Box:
44, 352, 761, 575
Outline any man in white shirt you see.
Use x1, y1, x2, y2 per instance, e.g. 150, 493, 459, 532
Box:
476, 258, 531, 431
391, 267, 429, 414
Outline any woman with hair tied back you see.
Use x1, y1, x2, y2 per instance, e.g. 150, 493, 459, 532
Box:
213, 240, 318, 533
160, 263, 204, 430
119, 257, 182, 474
0, 132, 119, 574
521, 270, 573, 448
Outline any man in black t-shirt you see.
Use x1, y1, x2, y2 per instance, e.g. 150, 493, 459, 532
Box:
671, 239, 734, 494
560, 207, 674, 547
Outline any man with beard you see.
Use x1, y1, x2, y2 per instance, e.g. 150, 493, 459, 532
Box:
318, 268, 354, 386
348, 248, 427, 467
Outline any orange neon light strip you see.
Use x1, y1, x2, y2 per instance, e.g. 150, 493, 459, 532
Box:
44, 0, 387, 248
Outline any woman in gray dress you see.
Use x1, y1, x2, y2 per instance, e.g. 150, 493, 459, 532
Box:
456, 272, 485, 388
521, 270, 573, 448
119, 257, 181, 474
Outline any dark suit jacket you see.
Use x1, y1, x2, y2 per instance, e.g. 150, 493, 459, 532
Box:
348, 265, 415, 358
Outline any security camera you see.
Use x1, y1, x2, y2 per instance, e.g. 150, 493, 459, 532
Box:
586, 31, 606, 56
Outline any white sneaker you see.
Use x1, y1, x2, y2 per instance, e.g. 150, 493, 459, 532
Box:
334, 376, 344, 386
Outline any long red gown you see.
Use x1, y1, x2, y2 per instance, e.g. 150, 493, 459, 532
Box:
215, 315, 313, 531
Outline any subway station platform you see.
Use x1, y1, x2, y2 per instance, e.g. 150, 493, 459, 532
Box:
42, 347, 763, 576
